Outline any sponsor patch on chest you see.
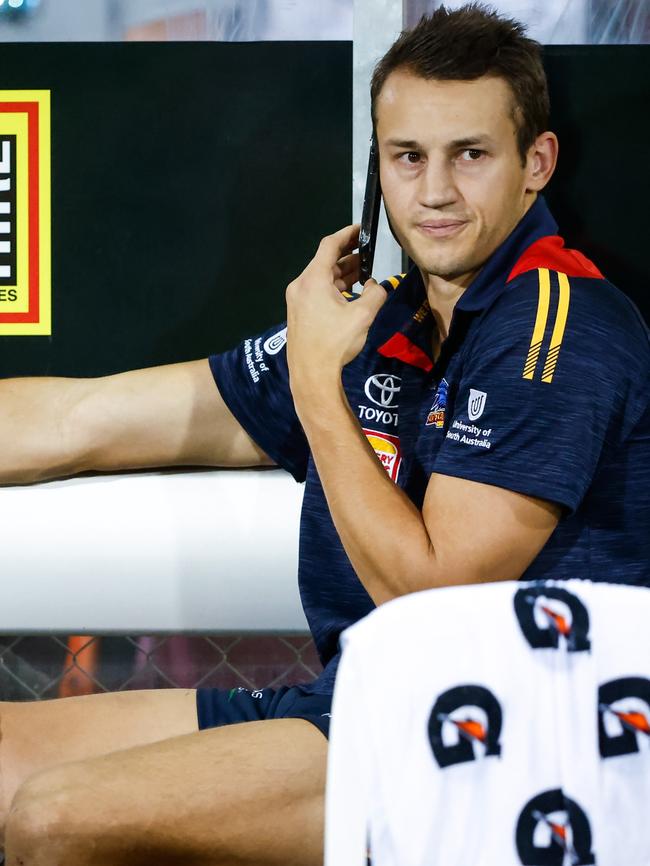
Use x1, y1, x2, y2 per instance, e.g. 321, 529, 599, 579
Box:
363, 428, 402, 482
426, 378, 449, 428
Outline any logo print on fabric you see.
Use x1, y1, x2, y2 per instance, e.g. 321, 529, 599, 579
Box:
516, 789, 596, 865
363, 429, 402, 482
598, 676, 650, 759
514, 586, 591, 652
263, 327, 287, 355
428, 684, 502, 769
364, 374, 401, 408
426, 378, 449, 428
467, 388, 487, 421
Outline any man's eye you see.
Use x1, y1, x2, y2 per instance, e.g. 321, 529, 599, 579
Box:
460, 149, 484, 161
400, 151, 420, 164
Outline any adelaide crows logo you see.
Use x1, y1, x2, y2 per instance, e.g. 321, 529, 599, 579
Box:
516, 789, 596, 865
514, 585, 591, 652
427, 684, 502, 769
598, 676, 650, 759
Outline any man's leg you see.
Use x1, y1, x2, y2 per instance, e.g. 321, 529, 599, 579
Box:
0, 689, 198, 835
5, 717, 327, 866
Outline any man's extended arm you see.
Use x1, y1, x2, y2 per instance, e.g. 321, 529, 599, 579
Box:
0, 359, 274, 484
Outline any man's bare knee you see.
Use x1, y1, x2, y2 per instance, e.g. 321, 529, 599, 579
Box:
5, 768, 76, 866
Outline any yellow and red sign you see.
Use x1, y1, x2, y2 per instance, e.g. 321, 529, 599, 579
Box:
0, 90, 51, 335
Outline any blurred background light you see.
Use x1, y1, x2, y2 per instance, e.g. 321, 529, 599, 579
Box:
0, 0, 40, 19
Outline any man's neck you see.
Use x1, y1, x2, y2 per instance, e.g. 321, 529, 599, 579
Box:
422, 270, 476, 347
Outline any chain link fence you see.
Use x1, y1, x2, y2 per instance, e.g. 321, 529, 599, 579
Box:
0, 634, 323, 701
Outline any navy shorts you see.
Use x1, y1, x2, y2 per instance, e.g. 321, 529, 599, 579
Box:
196, 685, 332, 738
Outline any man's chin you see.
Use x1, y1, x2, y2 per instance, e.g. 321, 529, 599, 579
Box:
414, 255, 476, 284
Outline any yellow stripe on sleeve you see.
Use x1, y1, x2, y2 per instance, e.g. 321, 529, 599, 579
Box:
541, 271, 570, 383
522, 268, 551, 380
386, 273, 405, 289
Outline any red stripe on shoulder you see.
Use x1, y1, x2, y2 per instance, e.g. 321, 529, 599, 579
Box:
378, 333, 433, 372
507, 235, 604, 283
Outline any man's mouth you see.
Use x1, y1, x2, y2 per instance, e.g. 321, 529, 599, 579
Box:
417, 219, 468, 238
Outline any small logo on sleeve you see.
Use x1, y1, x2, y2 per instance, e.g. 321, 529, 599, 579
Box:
427, 684, 502, 769
515, 790, 596, 865
363, 429, 402, 482
467, 388, 487, 421
514, 585, 591, 652
598, 677, 650, 759
263, 327, 287, 355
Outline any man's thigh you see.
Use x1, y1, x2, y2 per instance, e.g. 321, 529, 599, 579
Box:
6, 717, 328, 866
0, 688, 198, 819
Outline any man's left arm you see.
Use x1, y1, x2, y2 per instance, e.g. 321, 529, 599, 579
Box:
286, 226, 560, 606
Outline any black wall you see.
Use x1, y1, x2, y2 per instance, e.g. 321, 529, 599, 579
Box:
0, 42, 646, 379
0, 42, 352, 376
544, 45, 649, 324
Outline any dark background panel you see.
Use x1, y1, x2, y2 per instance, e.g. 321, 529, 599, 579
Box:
0, 43, 646, 380
543, 45, 649, 324
0, 42, 352, 376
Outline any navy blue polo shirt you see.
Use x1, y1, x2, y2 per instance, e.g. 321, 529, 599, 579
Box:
209, 196, 650, 695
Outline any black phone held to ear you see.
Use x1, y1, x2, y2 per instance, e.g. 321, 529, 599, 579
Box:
359, 134, 382, 286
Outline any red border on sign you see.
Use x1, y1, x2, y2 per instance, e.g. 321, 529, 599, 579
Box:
0, 102, 40, 323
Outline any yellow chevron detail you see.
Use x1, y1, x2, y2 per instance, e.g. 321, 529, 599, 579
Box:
386, 273, 404, 289
522, 268, 551, 380
541, 272, 571, 383
523, 341, 543, 377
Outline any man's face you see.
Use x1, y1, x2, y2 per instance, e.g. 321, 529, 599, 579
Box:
375, 71, 534, 285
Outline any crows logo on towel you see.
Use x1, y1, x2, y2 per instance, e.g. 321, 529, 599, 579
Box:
514, 585, 591, 652
598, 676, 650, 759
427, 684, 502, 769
516, 789, 596, 865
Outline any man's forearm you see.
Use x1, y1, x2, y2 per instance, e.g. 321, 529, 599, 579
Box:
294, 375, 437, 605
0, 377, 86, 484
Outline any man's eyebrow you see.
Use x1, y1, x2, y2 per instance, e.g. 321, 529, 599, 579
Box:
384, 135, 496, 149
385, 138, 421, 149
449, 135, 496, 149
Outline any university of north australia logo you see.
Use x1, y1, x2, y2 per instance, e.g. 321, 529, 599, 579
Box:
516, 790, 596, 865
467, 388, 487, 421
598, 676, 650, 759
262, 327, 287, 355
363, 429, 402, 482
426, 377, 449, 428
358, 373, 401, 428
428, 684, 502, 769
514, 586, 591, 653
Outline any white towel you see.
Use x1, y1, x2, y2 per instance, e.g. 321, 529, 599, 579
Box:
325, 580, 650, 866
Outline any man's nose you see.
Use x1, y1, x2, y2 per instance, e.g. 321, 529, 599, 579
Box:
418, 156, 459, 209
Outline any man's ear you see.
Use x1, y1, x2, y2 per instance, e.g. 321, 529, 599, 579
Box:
525, 131, 559, 193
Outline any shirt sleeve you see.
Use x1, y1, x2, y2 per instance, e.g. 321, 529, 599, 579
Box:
431, 271, 639, 513
208, 323, 309, 482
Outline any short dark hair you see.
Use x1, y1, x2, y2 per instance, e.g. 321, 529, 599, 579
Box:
370, 3, 550, 164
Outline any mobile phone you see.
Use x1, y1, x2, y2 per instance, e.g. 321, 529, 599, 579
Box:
358, 133, 381, 286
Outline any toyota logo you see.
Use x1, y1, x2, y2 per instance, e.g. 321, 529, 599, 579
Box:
364, 374, 401, 408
